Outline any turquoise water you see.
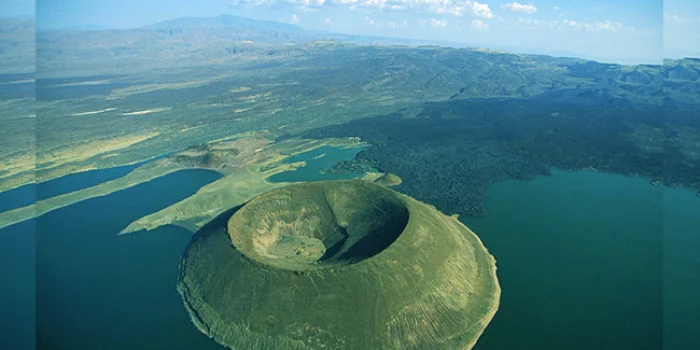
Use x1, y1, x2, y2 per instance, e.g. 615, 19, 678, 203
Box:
267, 145, 367, 183
464, 169, 698, 350
663, 185, 700, 349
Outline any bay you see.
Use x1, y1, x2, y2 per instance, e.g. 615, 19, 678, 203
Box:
267, 145, 366, 183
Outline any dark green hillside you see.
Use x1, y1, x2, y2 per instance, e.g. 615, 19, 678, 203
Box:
305, 91, 699, 217
178, 180, 500, 349
3, 15, 699, 197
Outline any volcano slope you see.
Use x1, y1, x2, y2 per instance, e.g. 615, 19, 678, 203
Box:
177, 180, 500, 349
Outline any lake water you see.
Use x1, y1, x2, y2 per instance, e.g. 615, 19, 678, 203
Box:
662, 184, 700, 350
0, 169, 224, 350
35, 162, 148, 201
0, 182, 36, 212
267, 145, 367, 183
0, 73, 35, 99
1, 165, 696, 349
464, 169, 698, 350
0, 163, 144, 213
0, 219, 35, 350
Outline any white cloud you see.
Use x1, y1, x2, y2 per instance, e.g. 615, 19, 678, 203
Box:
663, 12, 700, 24
575, 19, 625, 32
228, 0, 494, 19
385, 20, 408, 29
472, 2, 493, 19
471, 19, 488, 30
324, 17, 333, 24
290, 14, 299, 24
517, 17, 632, 33
502, 2, 537, 14
364, 15, 407, 29
431, 18, 447, 28
553, 6, 560, 11
562, 19, 577, 28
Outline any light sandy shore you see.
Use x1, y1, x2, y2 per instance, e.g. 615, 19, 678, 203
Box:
71, 108, 117, 116
0, 137, 369, 231
121, 107, 171, 116
49, 79, 112, 87
0, 79, 34, 85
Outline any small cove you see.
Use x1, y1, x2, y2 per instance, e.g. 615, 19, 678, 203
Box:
267, 145, 367, 183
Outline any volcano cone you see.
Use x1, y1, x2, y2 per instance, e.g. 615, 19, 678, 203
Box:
178, 180, 500, 349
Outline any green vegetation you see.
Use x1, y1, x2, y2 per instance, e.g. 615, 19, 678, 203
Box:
0, 135, 371, 231
178, 180, 500, 349
119, 136, 376, 234
1, 13, 697, 350
3, 17, 698, 199
305, 90, 700, 217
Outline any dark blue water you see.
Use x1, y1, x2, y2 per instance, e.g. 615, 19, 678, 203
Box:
0, 73, 35, 99
0, 162, 146, 213
0, 73, 34, 83
0, 219, 35, 350
1, 167, 696, 349
0, 183, 35, 212
0, 81, 34, 99
1, 169, 225, 350
36, 162, 144, 200
267, 145, 366, 183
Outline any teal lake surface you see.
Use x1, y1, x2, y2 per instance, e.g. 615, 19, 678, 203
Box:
0, 161, 146, 213
0, 169, 224, 350
267, 145, 367, 183
464, 169, 698, 350
0, 164, 697, 349
0, 183, 35, 212
36, 162, 143, 200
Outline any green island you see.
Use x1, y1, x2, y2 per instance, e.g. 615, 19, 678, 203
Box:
178, 180, 500, 349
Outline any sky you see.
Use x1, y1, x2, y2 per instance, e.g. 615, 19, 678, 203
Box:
3, 0, 699, 64
664, 0, 700, 58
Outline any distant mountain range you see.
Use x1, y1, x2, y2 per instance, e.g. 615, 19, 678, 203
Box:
15, 14, 697, 64
0, 14, 698, 205
142, 14, 305, 33
1, 14, 699, 105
